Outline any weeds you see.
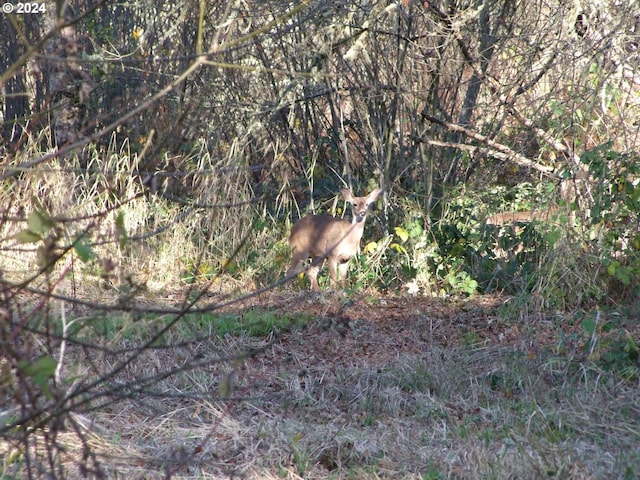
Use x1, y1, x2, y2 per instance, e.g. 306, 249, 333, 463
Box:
2, 137, 640, 479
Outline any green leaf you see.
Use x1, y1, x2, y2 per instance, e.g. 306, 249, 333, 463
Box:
616, 267, 631, 286
15, 230, 41, 243
74, 235, 94, 262
408, 221, 423, 238
460, 276, 478, 295
625, 332, 639, 359
115, 211, 128, 248
18, 356, 57, 399
27, 211, 55, 234
581, 318, 597, 334
544, 229, 562, 247
607, 261, 620, 277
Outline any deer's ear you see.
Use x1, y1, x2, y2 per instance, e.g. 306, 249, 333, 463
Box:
367, 188, 383, 202
340, 188, 354, 202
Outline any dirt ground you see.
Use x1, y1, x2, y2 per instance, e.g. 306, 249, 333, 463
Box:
115, 290, 634, 479
229, 291, 586, 363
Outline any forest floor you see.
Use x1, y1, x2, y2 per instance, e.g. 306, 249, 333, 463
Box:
88, 291, 640, 479
5, 291, 640, 479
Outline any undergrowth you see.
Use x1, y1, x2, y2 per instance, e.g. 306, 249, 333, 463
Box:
2, 136, 640, 479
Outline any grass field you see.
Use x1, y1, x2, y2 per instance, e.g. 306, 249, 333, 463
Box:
3, 292, 638, 479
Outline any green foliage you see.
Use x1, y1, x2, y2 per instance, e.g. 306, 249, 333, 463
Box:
250, 236, 291, 288
206, 308, 311, 337
456, 181, 566, 304
26, 210, 56, 236
421, 464, 446, 480
15, 210, 55, 243
580, 311, 640, 381
114, 211, 128, 248
73, 312, 161, 342
14, 208, 61, 272
290, 434, 312, 477
431, 191, 483, 296
69, 308, 311, 344
478, 220, 564, 293
11, 202, 129, 287
349, 231, 394, 292
381, 189, 482, 296
580, 144, 640, 300
17, 356, 57, 400
444, 265, 478, 296
73, 234, 95, 262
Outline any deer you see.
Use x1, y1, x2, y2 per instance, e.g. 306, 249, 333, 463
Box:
287, 187, 383, 290
483, 206, 560, 227
483, 205, 561, 259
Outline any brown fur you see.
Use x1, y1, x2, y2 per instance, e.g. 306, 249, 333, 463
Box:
287, 187, 382, 290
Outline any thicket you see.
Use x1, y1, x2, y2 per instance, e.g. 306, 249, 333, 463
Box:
1, 0, 640, 477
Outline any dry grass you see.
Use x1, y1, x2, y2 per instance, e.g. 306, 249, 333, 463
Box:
0, 139, 273, 296
3, 294, 638, 479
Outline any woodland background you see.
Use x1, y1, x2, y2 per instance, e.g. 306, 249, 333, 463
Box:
1, 1, 640, 478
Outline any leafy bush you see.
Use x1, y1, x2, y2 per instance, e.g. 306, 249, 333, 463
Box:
580, 143, 640, 301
